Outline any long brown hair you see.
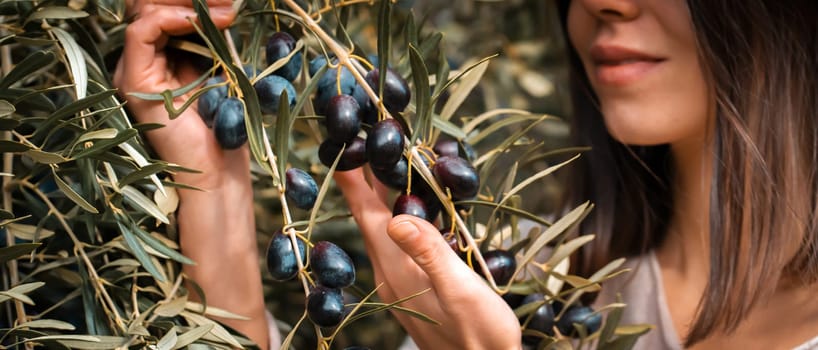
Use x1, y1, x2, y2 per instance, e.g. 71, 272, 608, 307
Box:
557, 0, 818, 345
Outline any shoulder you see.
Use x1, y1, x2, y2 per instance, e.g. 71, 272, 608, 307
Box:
593, 252, 683, 350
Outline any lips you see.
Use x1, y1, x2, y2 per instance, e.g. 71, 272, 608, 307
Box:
588, 45, 665, 86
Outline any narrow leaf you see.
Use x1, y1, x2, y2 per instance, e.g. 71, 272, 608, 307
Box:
117, 163, 168, 189
121, 185, 170, 224
377, 0, 393, 95
0, 100, 14, 117
51, 27, 87, 100
0, 140, 31, 153
275, 89, 292, 182
155, 297, 188, 317
27, 6, 88, 21
76, 128, 118, 143
32, 90, 118, 141
431, 117, 467, 139
438, 58, 491, 122
56, 336, 129, 349
455, 200, 553, 228
7, 282, 45, 296
70, 129, 138, 159
181, 311, 244, 349
118, 142, 166, 195
546, 234, 595, 267
156, 327, 178, 350
0, 51, 56, 90
6, 223, 56, 240
24, 149, 68, 164
516, 202, 590, 275
173, 324, 213, 349
408, 44, 431, 144
18, 319, 76, 331
127, 69, 213, 101
117, 222, 167, 282
52, 169, 98, 213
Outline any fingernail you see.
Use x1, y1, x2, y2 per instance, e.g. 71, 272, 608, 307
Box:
389, 218, 419, 243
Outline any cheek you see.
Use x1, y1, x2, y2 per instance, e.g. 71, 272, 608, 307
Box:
566, 3, 593, 59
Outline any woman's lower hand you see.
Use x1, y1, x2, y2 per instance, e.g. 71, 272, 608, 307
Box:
335, 169, 522, 350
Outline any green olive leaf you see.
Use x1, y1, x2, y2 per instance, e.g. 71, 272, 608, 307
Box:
51, 27, 87, 100
0, 243, 41, 264
52, 168, 98, 213
27, 6, 88, 22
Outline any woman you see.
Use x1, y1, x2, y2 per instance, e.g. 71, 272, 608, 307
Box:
116, 0, 818, 349
336, 0, 818, 348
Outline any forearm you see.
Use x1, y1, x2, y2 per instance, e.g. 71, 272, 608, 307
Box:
175, 155, 273, 349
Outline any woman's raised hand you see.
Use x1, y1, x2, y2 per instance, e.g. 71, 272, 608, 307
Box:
114, 2, 274, 349
113, 0, 239, 189
334, 169, 522, 349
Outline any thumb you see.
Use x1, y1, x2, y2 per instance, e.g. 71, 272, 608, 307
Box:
387, 215, 476, 291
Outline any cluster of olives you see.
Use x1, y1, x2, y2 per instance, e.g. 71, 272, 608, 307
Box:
197, 31, 299, 149
503, 292, 603, 345
266, 235, 357, 328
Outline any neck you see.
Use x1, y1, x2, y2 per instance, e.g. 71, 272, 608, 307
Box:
657, 135, 713, 278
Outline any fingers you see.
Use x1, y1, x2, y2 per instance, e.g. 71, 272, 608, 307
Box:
333, 168, 407, 271
118, 4, 234, 90
387, 215, 481, 297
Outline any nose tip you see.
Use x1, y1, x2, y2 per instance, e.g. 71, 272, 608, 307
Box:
581, 0, 641, 21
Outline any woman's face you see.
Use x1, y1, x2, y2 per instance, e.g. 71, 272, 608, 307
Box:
567, 0, 712, 146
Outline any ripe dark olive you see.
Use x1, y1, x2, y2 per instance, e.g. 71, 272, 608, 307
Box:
432, 156, 479, 200
306, 286, 345, 328
433, 137, 477, 162
502, 293, 526, 309
325, 94, 361, 144
479, 249, 516, 285
265, 31, 302, 82
310, 241, 356, 288
439, 226, 464, 257
243, 64, 261, 79
392, 193, 429, 220
197, 76, 227, 128
351, 83, 379, 126
366, 119, 405, 169
285, 168, 318, 210
556, 305, 602, 337
364, 67, 411, 115
318, 137, 367, 171
254, 74, 297, 115
520, 293, 556, 345
314, 64, 357, 115
309, 56, 328, 76
213, 97, 247, 149
265, 230, 306, 281
371, 156, 408, 190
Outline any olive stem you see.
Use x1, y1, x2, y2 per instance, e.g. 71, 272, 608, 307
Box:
18, 180, 127, 332
1, 132, 25, 333
119, 274, 185, 349
257, 80, 326, 341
